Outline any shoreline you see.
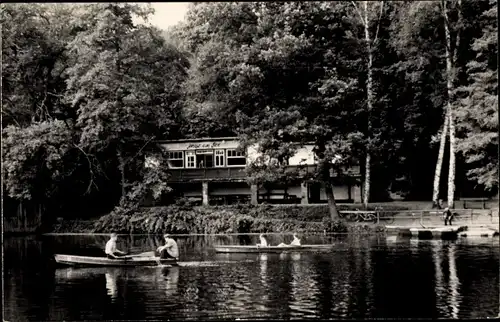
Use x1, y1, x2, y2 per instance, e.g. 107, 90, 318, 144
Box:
7, 204, 498, 235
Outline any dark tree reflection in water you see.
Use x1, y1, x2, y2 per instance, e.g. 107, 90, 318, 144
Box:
3, 234, 499, 320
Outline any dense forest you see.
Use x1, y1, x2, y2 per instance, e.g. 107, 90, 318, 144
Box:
1, 2, 498, 220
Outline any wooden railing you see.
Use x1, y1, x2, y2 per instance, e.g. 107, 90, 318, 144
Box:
168, 167, 247, 181
461, 197, 489, 209
339, 209, 499, 226
168, 164, 361, 182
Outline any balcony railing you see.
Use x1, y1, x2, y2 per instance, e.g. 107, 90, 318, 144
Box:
167, 165, 361, 182
168, 168, 247, 181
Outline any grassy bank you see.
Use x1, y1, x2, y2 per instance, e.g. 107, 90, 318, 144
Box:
50, 204, 398, 234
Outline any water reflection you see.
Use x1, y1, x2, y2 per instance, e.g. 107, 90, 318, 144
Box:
105, 271, 118, 301
161, 267, 180, 296
330, 248, 351, 317
433, 241, 446, 316
410, 238, 420, 255
3, 235, 499, 320
432, 241, 463, 318
448, 244, 461, 319
259, 253, 268, 286
386, 235, 398, 244
288, 252, 320, 318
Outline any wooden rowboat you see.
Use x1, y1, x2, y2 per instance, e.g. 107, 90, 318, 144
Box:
214, 244, 335, 253
54, 254, 178, 267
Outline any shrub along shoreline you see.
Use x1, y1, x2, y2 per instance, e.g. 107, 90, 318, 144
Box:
49, 203, 408, 234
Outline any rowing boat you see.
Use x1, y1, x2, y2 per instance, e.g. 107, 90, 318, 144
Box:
213, 244, 335, 253
54, 254, 178, 267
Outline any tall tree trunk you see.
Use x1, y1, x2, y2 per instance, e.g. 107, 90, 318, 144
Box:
447, 104, 457, 209
443, 0, 456, 208
363, 154, 371, 209
325, 182, 340, 220
363, 0, 374, 209
432, 112, 449, 207
317, 141, 340, 220
116, 148, 126, 201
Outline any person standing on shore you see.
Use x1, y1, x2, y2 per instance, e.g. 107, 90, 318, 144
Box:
443, 207, 454, 226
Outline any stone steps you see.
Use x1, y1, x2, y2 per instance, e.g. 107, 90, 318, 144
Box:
386, 224, 499, 239
459, 227, 499, 238
386, 225, 467, 240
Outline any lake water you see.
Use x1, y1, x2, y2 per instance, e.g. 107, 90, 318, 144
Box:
3, 234, 499, 320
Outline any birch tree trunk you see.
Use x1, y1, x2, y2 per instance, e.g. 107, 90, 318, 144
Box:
447, 100, 457, 209
432, 0, 461, 208
443, 0, 457, 208
432, 111, 449, 207
362, 0, 374, 209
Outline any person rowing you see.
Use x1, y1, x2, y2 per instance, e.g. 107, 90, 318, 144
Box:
105, 233, 128, 259
156, 234, 179, 260
256, 234, 268, 247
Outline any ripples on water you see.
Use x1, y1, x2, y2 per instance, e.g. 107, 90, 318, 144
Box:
3, 234, 499, 320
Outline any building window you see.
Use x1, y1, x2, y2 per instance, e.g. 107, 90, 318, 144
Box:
227, 149, 246, 166
215, 150, 225, 167
167, 151, 184, 168
186, 151, 195, 168
196, 150, 214, 168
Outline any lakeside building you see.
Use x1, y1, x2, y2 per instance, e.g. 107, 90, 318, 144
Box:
147, 137, 362, 205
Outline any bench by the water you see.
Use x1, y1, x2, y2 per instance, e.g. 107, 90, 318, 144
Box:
461, 197, 490, 209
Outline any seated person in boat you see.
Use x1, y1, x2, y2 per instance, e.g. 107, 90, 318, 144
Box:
156, 234, 179, 260
290, 233, 301, 246
105, 233, 127, 259
277, 233, 301, 247
256, 234, 269, 247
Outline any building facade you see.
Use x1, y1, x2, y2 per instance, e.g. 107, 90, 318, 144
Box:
147, 137, 362, 205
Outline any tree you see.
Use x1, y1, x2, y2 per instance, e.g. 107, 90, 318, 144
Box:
1, 3, 78, 127
2, 4, 190, 218
1, 4, 102, 216
406, 0, 462, 208
65, 3, 189, 203
393, 0, 489, 206
349, 1, 386, 208
3, 120, 78, 202
176, 2, 365, 219
455, 0, 498, 193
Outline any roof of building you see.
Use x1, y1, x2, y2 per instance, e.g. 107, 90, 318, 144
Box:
155, 137, 239, 144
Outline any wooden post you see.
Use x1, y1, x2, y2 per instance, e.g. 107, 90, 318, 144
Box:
301, 182, 309, 205
202, 182, 209, 206
250, 184, 258, 205
352, 185, 362, 203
